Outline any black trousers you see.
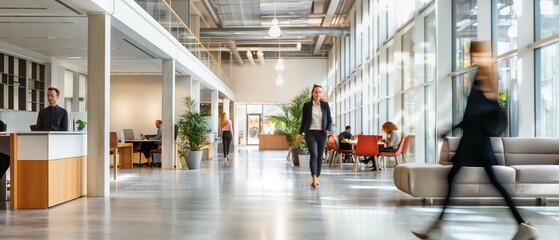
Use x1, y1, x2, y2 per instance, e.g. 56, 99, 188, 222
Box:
0, 152, 9, 179
304, 130, 327, 177
439, 164, 524, 224
141, 142, 158, 158
222, 131, 232, 156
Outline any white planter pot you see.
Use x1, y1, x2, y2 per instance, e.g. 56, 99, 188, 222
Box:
298, 155, 310, 169
187, 150, 203, 169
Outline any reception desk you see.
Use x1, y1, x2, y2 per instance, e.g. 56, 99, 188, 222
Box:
10, 132, 87, 209
258, 134, 289, 150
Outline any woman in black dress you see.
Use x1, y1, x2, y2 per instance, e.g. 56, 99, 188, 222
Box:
412, 41, 537, 240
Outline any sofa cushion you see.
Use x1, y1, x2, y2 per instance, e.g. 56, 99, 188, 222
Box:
511, 165, 559, 183
502, 137, 559, 165
439, 137, 505, 165
453, 165, 515, 184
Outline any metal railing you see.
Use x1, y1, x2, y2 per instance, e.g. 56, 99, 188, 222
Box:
134, 0, 235, 89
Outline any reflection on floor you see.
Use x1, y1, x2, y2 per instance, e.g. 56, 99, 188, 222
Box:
1, 146, 558, 239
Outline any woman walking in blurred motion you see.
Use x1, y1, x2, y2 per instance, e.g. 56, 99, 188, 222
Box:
299, 84, 332, 189
220, 113, 234, 160
411, 41, 537, 240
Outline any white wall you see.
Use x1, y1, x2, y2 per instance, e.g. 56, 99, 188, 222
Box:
110, 75, 190, 140
111, 75, 162, 139
229, 58, 328, 103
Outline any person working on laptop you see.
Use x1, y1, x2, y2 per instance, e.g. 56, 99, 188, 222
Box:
141, 120, 162, 166
35, 87, 68, 131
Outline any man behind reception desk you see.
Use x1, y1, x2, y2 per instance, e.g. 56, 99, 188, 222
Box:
36, 87, 68, 131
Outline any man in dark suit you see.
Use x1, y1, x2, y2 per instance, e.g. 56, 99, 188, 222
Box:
35, 87, 68, 131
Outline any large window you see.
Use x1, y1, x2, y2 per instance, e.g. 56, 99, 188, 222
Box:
536, 43, 559, 137
453, 0, 478, 71
536, 0, 559, 40
452, 0, 478, 133
497, 56, 518, 136
402, 28, 415, 90
494, 0, 518, 55
425, 12, 437, 83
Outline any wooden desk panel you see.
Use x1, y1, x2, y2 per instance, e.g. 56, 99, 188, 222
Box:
117, 143, 133, 169
258, 134, 289, 150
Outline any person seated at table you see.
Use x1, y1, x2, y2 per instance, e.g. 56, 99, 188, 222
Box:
140, 119, 162, 166
338, 125, 353, 162
380, 121, 401, 152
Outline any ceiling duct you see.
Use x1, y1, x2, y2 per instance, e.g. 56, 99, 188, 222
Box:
227, 41, 244, 65
201, 0, 223, 28
245, 51, 255, 65
256, 50, 265, 65
200, 27, 350, 39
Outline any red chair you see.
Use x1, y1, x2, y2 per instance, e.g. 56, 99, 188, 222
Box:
378, 135, 409, 170
353, 135, 381, 172
329, 136, 353, 168
325, 135, 337, 164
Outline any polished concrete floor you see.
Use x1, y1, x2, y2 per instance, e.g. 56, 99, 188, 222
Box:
1, 146, 558, 239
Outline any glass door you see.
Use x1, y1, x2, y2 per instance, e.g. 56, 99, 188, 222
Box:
247, 114, 261, 145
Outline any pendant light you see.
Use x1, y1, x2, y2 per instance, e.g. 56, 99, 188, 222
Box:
275, 38, 285, 71
268, 0, 281, 38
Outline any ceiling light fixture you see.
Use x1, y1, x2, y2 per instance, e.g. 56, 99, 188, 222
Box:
268, 0, 281, 38
275, 38, 285, 71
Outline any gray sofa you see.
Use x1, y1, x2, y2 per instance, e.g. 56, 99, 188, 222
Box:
393, 137, 559, 202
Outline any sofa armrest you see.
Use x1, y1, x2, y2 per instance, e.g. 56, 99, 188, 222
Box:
394, 163, 451, 198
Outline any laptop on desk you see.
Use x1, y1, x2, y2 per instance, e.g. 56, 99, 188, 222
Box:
122, 129, 136, 141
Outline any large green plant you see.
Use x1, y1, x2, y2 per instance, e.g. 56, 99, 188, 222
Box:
177, 96, 210, 152
269, 87, 310, 149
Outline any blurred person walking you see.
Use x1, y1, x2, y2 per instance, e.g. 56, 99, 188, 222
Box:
411, 41, 537, 240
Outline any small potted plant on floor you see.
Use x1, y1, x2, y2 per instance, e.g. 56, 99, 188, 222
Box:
177, 96, 210, 170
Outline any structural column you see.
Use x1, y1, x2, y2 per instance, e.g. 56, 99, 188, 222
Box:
191, 79, 200, 113
87, 13, 111, 197
210, 90, 219, 134
162, 59, 176, 169
223, 98, 230, 120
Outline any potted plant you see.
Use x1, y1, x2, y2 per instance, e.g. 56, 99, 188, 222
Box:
269, 87, 310, 166
76, 119, 87, 131
177, 96, 210, 169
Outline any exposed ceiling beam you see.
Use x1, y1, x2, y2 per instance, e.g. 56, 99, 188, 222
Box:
314, 0, 341, 54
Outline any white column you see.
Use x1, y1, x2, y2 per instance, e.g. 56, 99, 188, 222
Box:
516, 0, 535, 136
210, 90, 219, 134
162, 59, 176, 169
87, 13, 110, 197
175, 75, 190, 120
223, 98, 230, 120
435, 0, 453, 160
191, 79, 200, 113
